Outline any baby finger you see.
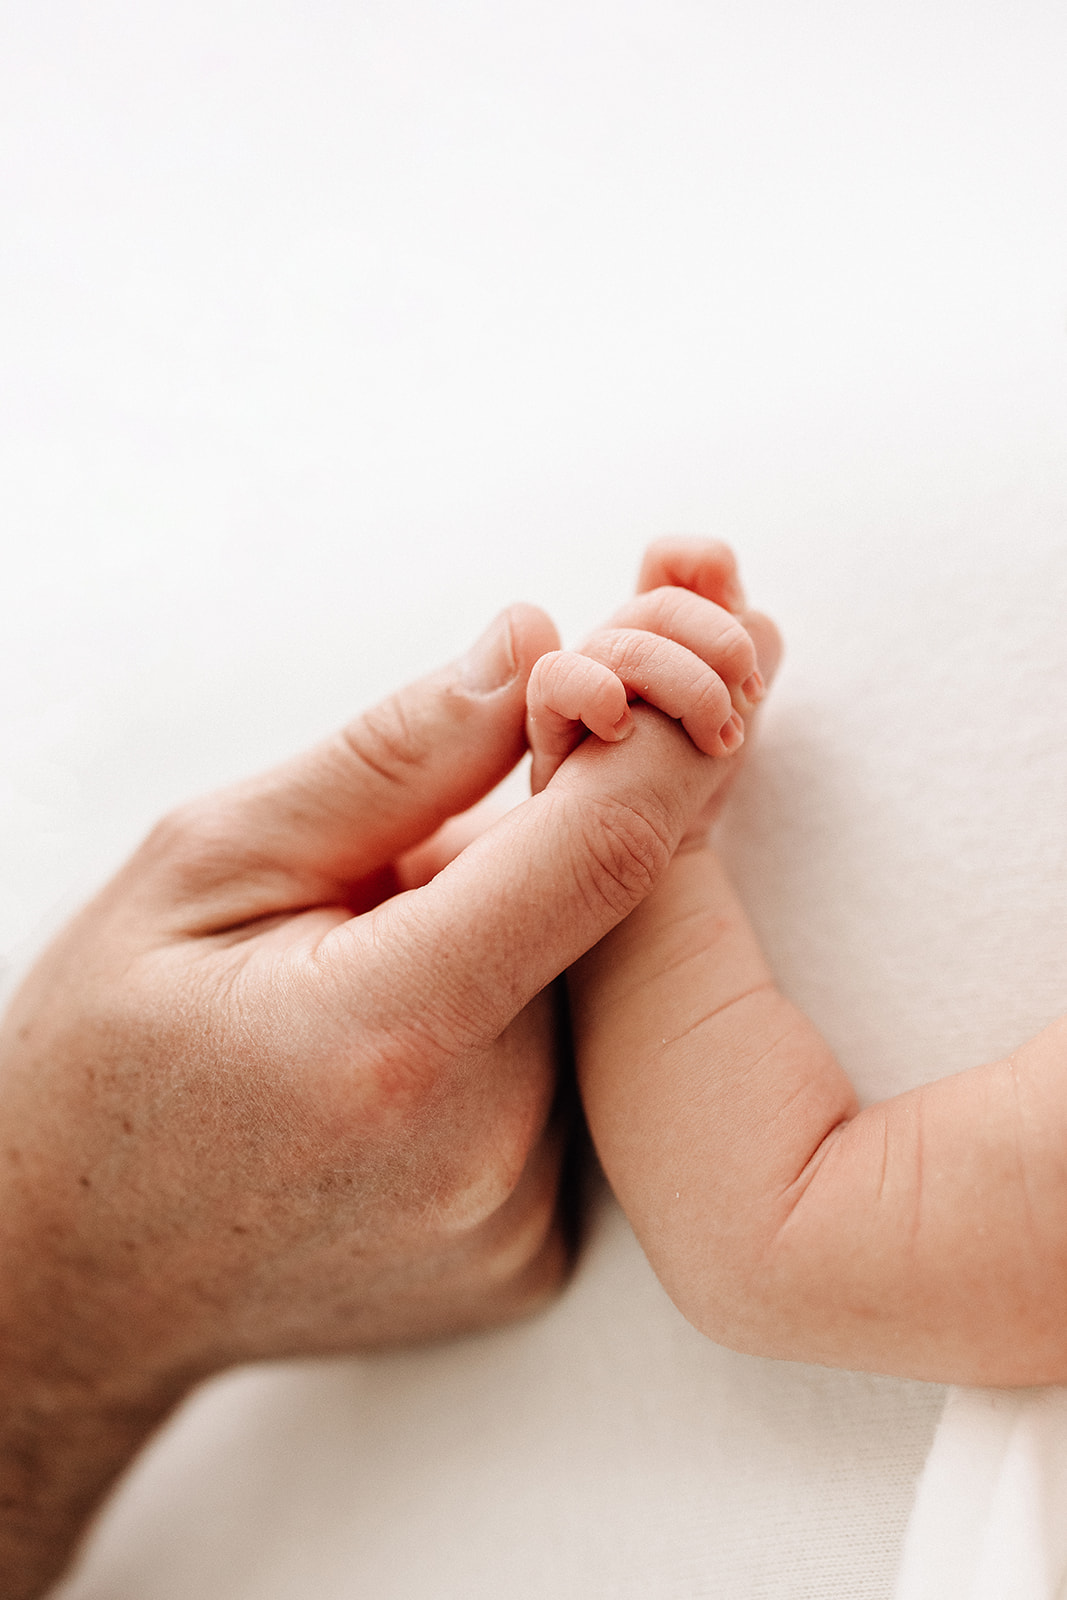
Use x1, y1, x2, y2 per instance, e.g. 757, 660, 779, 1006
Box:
637, 537, 747, 614
606, 587, 764, 707
526, 650, 632, 793
580, 627, 744, 757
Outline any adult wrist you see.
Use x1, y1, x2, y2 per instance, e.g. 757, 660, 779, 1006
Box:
0, 1128, 204, 1597
0, 1340, 190, 1599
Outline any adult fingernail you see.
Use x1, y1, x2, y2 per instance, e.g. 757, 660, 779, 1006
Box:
460, 611, 517, 692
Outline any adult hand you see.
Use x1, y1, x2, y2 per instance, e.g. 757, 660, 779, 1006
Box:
0, 594, 755, 1596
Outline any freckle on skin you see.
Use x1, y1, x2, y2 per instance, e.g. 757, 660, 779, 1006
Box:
79, 1175, 91, 1189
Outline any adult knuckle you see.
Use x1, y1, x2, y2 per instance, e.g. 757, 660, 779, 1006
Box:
572, 793, 673, 915
362, 1030, 439, 1126
137, 798, 243, 892
338, 695, 430, 787
357, 1013, 469, 1132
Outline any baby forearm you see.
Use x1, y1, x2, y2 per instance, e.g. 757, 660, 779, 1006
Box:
570, 843, 859, 1348
571, 844, 1067, 1385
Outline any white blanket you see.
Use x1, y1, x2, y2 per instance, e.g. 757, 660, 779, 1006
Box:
2, 2, 1065, 1595
897, 1389, 1067, 1600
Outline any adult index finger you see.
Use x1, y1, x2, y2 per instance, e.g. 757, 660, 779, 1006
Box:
326, 703, 721, 1061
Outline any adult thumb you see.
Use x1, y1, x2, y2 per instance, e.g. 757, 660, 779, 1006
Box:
155, 605, 561, 905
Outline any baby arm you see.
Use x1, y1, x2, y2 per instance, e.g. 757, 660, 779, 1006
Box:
565, 556, 1067, 1387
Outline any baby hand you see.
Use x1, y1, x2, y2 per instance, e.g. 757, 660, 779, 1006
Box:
526, 538, 769, 796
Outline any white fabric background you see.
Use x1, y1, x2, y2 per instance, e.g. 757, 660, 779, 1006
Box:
897, 1388, 1067, 1600
1, 2, 1065, 1595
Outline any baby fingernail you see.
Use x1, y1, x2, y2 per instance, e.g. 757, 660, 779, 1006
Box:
741, 670, 765, 704
610, 710, 635, 740
720, 712, 745, 751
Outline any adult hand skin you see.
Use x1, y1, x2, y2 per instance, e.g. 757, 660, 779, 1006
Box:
0, 599, 758, 1598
